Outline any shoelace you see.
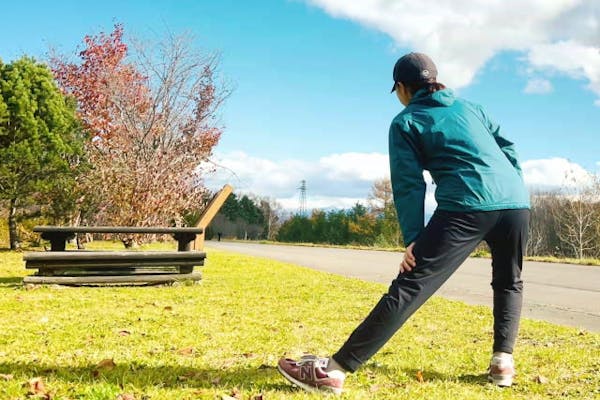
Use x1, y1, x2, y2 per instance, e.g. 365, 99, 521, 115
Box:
297, 355, 328, 369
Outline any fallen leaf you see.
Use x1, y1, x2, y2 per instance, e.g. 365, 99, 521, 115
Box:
534, 375, 549, 384
116, 394, 136, 400
228, 387, 242, 398
97, 359, 116, 370
252, 395, 264, 400
163, 306, 173, 311
93, 358, 117, 376
26, 377, 51, 399
0, 374, 13, 381
416, 370, 425, 383
177, 347, 195, 356
118, 330, 132, 336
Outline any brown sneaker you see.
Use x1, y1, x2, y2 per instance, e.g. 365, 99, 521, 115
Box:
277, 355, 345, 395
487, 354, 515, 387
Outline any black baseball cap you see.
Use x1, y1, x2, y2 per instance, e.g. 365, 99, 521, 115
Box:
390, 52, 438, 93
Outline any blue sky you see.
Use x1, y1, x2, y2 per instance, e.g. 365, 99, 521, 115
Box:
2, 0, 599, 211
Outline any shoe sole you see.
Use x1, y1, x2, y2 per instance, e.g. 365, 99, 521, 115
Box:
488, 374, 513, 387
277, 364, 342, 395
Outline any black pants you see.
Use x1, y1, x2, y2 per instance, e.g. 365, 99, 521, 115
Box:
332, 208, 530, 372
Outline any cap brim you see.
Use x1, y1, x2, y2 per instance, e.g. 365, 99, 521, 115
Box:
390, 83, 396, 93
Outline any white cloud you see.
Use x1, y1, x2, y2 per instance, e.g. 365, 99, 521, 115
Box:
306, 0, 600, 101
527, 40, 600, 94
206, 152, 596, 212
522, 157, 594, 190
203, 151, 391, 209
524, 78, 553, 94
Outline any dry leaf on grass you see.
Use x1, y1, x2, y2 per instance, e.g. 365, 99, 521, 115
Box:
416, 370, 425, 383
176, 347, 195, 356
223, 387, 241, 399
116, 394, 136, 400
163, 306, 173, 311
93, 358, 117, 377
26, 377, 52, 399
0, 373, 13, 381
534, 375, 549, 384
117, 330, 132, 336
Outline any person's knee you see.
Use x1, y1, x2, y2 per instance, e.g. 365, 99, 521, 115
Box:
491, 277, 523, 292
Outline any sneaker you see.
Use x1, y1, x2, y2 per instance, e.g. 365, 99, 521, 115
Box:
277, 355, 345, 395
487, 354, 515, 387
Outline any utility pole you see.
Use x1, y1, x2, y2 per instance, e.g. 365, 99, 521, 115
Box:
298, 180, 307, 216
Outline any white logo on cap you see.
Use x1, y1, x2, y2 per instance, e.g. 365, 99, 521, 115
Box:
421, 69, 430, 78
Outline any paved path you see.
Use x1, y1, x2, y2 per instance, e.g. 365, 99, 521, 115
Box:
206, 241, 600, 332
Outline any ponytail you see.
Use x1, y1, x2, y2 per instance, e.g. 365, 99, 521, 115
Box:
403, 80, 446, 95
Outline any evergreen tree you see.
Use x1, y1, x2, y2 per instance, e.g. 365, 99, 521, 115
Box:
0, 57, 84, 249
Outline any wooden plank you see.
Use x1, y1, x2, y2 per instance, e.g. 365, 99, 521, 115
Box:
23, 272, 202, 286
34, 267, 184, 276
193, 184, 233, 250
24, 251, 205, 270
24, 251, 206, 261
33, 226, 203, 234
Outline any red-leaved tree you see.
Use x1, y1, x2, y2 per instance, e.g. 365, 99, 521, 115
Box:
51, 24, 227, 230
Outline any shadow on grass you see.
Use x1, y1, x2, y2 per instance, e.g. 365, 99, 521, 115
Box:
0, 276, 23, 286
365, 363, 490, 387
0, 361, 292, 392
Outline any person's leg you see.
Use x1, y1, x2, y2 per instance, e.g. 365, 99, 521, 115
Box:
332, 210, 498, 372
484, 208, 530, 355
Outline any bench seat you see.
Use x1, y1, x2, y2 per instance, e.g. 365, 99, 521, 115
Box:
23, 251, 206, 286
24, 251, 206, 269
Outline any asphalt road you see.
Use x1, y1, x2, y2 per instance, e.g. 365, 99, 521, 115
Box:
206, 241, 600, 332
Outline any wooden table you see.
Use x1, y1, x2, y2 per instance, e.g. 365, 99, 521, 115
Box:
24, 226, 206, 286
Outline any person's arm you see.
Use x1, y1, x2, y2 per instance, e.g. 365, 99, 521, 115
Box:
389, 120, 426, 246
478, 106, 524, 177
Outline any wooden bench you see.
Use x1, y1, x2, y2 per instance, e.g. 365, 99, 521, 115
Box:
23, 184, 233, 286
23, 226, 206, 285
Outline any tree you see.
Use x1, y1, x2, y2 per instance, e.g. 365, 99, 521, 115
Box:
207, 192, 267, 240
258, 196, 282, 240
552, 173, 600, 259
277, 214, 313, 243
368, 178, 401, 246
0, 57, 84, 249
527, 192, 562, 257
50, 24, 227, 230
348, 202, 377, 246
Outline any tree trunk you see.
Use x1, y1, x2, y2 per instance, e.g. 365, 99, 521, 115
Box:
8, 198, 19, 250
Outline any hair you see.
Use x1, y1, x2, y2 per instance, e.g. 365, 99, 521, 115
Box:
402, 79, 446, 95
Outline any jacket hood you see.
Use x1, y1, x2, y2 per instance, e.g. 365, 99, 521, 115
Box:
410, 88, 456, 107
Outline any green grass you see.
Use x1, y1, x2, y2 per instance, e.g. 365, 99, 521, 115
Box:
0, 243, 599, 399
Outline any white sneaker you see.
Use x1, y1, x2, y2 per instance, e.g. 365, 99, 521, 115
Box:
487, 354, 515, 387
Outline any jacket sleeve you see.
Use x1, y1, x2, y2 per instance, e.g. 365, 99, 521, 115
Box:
388, 120, 426, 246
478, 106, 524, 177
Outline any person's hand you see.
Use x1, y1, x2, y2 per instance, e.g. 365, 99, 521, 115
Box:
400, 242, 416, 273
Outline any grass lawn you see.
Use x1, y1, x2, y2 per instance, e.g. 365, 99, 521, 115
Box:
0, 242, 598, 399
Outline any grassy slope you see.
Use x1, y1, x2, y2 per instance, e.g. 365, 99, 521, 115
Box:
0, 244, 598, 399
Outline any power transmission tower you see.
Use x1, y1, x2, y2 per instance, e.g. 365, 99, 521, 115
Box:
298, 180, 307, 216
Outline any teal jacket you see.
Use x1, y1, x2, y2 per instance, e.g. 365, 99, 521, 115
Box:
389, 88, 530, 245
